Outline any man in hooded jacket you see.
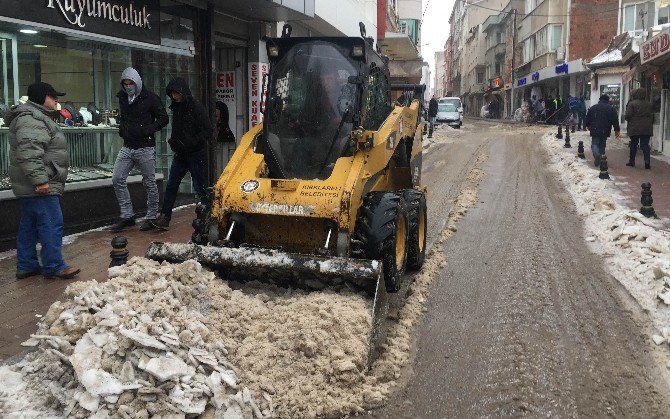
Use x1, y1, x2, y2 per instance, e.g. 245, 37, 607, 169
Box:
151, 77, 212, 230
584, 94, 620, 167
110, 67, 169, 232
625, 88, 654, 169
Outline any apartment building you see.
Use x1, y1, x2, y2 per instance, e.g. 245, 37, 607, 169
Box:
444, 37, 454, 96
434, 51, 446, 97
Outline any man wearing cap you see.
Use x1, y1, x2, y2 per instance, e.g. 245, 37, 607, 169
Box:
110, 67, 169, 232
5, 82, 80, 280
584, 94, 621, 167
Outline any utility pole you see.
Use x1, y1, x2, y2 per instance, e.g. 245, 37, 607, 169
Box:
510, 9, 517, 118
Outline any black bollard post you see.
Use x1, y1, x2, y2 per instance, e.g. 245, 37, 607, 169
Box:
640, 182, 657, 218
598, 155, 610, 180
577, 141, 585, 158
571, 122, 575, 133
564, 126, 571, 148
109, 236, 129, 268
556, 124, 563, 139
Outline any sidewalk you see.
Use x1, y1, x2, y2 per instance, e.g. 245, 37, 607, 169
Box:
555, 129, 670, 224
0, 206, 196, 360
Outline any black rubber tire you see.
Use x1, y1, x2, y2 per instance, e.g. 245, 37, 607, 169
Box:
403, 189, 427, 270
352, 192, 408, 292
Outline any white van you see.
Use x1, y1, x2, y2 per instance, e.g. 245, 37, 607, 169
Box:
437, 97, 463, 128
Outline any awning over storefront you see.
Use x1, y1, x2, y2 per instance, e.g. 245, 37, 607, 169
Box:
217, 0, 315, 21
379, 32, 420, 60
514, 58, 589, 88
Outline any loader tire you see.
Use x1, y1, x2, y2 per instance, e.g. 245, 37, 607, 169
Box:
353, 192, 408, 293
403, 189, 427, 270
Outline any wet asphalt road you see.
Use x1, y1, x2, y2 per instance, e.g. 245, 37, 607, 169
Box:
375, 119, 670, 417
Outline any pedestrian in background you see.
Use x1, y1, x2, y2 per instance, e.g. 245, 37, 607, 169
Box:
577, 96, 587, 130
110, 67, 169, 232
584, 94, 620, 167
151, 77, 212, 230
428, 95, 438, 138
625, 88, 654, 169
6, 82, 80, 279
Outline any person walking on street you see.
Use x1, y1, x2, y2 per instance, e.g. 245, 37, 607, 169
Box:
584, 94, 620, 167
110, 67, 169, 232
6, 82, 80, 279
577, 96, 587, 130
428, 95, 438, 138
625, 88, 654, 169
151, 78, 212, 230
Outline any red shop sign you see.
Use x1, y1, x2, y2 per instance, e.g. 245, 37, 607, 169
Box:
641, 28, 670, 65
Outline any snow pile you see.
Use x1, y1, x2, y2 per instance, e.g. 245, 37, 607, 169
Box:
541, 131, 670, 334
0, 259, 271, 418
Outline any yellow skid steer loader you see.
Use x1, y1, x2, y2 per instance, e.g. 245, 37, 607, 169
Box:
147, 25, 428, 366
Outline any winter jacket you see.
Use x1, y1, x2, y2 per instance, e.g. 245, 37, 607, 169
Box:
428, 98, 438, 117
577, 99, 587, 114
6, 101, 68, 197
117, 68, 169, 149
625, 88, 654, 137
584, 99, 620, 138
165, 77, 212, 155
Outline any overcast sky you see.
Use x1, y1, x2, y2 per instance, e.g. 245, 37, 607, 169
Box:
421, 0, 456, 90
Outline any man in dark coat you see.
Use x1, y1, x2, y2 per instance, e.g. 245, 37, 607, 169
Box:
428, 95, 438, 138
577, 97, 587, 130
625, 88, 654, 169
111, 67, 169, 232
151, 77, 212, 230
7, 82, 80, 279
584, 94, 620, 166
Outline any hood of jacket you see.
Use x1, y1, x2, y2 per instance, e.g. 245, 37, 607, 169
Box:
166, 77, 192, 100
631, 88, 647, 101
120, 67, 143, 96
4, 101, 57, 126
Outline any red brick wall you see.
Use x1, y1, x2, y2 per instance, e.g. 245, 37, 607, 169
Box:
377, 0, 386, 40
568, 0, 618, 62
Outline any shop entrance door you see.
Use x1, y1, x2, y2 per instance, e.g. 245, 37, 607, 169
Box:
0, 32, 18, 107
214, 41, 247, 175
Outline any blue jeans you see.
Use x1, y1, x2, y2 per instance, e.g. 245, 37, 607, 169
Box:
161, 150, 208, 218
591, 136, 607, 158
112, 146, 159, 219
17, 195, 67, 276
629, 136, 651, 163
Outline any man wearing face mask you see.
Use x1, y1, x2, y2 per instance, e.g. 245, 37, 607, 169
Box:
110, 67, 169, 232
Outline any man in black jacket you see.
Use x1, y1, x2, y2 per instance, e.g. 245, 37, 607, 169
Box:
584, 94, 620, 167
151, 77, 212, 230
110, 67, 169, 232
428, 95, 438, 138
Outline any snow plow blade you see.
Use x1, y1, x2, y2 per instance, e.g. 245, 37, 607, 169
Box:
145, 242, 389, 367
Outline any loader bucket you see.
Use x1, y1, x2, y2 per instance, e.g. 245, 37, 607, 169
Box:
145, 242, 389, 367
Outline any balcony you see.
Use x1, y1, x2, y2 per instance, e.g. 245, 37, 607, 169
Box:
482, 15, 501, 33
485, 43, 506, 65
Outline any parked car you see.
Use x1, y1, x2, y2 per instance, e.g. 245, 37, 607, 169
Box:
436, 102, 462, 128
438, 97, 463, 127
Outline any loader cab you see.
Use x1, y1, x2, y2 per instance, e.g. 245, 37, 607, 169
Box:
262, 37, 391, 180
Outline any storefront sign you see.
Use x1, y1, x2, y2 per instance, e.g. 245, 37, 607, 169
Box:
248, 62, 269, 128
0, 0, 160, 45
555, 63, 569, 74
531, 72, 540, 81
600, 84, 621, 114
216, 71, 238, 140
641, 27, 670, 65
622, 65, 639, 85
517, 77, 527, 86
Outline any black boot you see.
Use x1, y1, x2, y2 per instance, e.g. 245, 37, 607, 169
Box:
626, 160, 635, 167
645, 161, 651, 170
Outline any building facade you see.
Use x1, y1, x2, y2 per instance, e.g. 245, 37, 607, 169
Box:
434, 51, 446, 97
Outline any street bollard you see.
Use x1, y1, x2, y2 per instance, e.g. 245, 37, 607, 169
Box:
571, 123, 575, 133
556, 124, 563, 139
109, 236, 129, 268
598, 155, 610, 179
564, 126, 571, 148
640, 182, 657, 218
577, 140, 585, 158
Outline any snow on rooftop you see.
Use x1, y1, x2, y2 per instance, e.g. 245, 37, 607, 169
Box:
589, 48, 623, 65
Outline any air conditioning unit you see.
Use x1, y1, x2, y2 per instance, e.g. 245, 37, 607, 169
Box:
556, 46, 565, 62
